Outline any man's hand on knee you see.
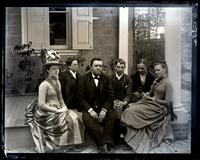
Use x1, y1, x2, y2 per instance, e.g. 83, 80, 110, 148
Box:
89, 110, 98, 119
98, 109, 107, 122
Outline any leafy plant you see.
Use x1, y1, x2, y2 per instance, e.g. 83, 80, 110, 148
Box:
12, 43, 51, 93
5, 69, 13, 86
13, 41, 36, 83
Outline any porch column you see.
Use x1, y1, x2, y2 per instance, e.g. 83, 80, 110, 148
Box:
119, 7, 128, 74
165, 8, 188, 139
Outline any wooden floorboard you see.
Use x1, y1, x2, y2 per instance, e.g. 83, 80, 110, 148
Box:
5, 95, 37, 127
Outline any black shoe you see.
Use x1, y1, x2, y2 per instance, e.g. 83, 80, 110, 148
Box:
107, 143, 114, 152
65, 146, 82, 153
117, 137, 126, 145
62, 145, 82, 153
98, 144, 109, 153
123, 144, 136, 153
123, 144, 133, 151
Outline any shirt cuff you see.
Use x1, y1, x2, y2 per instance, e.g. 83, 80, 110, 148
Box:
88, 108, 94, 113
123, 101, 127, 105
101, 108, 107, 113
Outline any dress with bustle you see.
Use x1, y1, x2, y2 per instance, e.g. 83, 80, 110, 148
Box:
121, 76, 175, 153
25, 79, 85, 153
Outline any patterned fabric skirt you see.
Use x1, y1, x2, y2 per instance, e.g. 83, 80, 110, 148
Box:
25, 99, 85, 153
121, 99, 174, 153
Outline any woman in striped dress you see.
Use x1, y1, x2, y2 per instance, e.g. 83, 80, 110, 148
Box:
25, 50, 84, 153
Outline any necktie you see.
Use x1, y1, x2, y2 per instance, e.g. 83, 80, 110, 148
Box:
94, 76, 99, 86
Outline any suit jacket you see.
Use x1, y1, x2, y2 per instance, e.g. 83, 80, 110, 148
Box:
77, 72, 114, 112
131, 71, 155, 93
59, 70, 81, 108
111, 73, 132, 103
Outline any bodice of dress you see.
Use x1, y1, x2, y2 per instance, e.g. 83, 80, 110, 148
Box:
38, 80, 62, 108
151, 77, 171, 101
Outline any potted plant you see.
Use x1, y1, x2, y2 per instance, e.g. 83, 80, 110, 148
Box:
13, 41, 37, 93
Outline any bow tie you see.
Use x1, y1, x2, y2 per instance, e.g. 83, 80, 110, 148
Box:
94, 76, 100, 80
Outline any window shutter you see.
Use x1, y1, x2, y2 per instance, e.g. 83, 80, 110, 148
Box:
72, 7, 93, 50
27, 7, 50, 50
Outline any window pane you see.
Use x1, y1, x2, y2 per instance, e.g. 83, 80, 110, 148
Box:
49, 8, 67, 45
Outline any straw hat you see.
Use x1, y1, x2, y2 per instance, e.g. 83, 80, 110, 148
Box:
44, 50, 62, 66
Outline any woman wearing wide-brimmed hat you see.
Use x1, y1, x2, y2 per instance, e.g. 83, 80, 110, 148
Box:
25, 50, 85, 153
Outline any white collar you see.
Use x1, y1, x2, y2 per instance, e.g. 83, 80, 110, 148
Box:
69, 70, 76, 78
92, 73, 100, 79
115, 73, 124, 80
140, 73, 146, 78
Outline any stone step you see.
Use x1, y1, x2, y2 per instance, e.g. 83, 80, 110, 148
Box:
172, 122, 190, 140
5, 122, 190, 152
5, 126, 95, 151
4, 126, 190, 153
5, 126, 34, 150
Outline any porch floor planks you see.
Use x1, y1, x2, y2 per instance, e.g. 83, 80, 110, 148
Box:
5, 95, 37, 127
4, 95, 191, 153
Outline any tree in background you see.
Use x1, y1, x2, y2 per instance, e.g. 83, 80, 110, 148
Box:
131, 7, 166, 75
134, 7, 165, 40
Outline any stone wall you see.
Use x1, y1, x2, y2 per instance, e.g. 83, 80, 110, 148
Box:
180, 8, 192, 139
181, 8, 192, 118
170, 8, 192, 141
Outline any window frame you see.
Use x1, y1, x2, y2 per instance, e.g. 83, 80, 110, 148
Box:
21, 7, 72, 50
21, 7, 93, 51
49, 7, 72, 50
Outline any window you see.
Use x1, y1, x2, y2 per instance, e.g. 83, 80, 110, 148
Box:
49, 7, 71, 49
21, 7, 93, 51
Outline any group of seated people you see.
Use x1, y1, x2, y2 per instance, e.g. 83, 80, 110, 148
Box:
25, 50, 176, 153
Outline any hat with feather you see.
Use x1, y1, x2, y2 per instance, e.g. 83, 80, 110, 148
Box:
44, 50, 62, 66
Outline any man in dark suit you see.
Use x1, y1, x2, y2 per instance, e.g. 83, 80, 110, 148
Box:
131, 58, 156, 102
111, 59, 132, 144
59, 57, 81, 109
77, 57, 117, 153
112, 58, 132, 111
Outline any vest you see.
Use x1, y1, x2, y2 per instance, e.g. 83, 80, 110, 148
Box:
93, 84, 102, 113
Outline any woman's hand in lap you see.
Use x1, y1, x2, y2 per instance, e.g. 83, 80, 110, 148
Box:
56, 107, 68, 113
